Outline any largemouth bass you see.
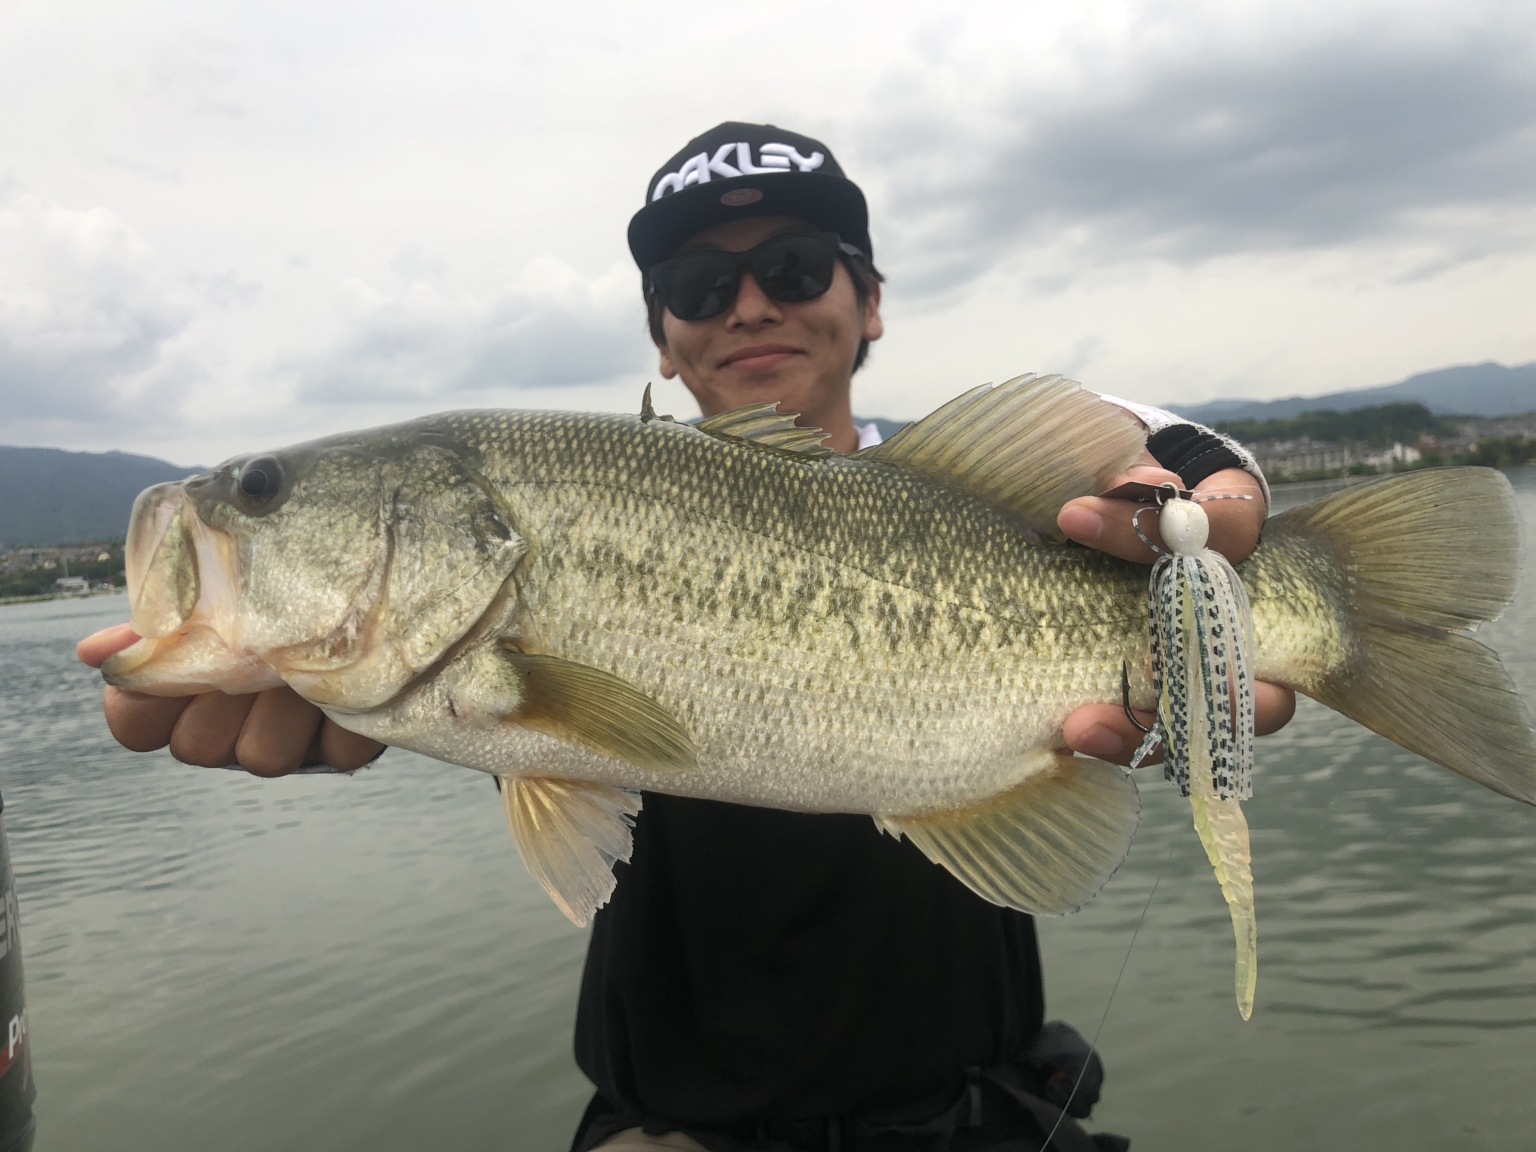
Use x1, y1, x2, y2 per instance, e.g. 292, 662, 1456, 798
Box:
102, 376, 1536, 944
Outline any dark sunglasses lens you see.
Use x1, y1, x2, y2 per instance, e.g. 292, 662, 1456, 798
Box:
752, 235, 838, 301
652, 234, 842, 320
656, 254, 738, 321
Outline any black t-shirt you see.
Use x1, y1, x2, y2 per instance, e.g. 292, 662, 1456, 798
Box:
574, 794, 1046, 1127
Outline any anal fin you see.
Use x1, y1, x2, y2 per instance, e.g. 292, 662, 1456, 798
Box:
500, 775, 642, 926
880, 752, 1140, 915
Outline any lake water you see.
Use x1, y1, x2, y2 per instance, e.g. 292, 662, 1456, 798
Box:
1, 470, 1534, 1151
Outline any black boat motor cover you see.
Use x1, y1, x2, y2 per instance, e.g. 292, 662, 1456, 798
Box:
0, 794, 36, 1152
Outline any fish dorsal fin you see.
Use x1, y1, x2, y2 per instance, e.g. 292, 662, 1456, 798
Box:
877, 750, 1140, 915
500, 776, 641, 926
697, 403, 833, 457
638, 382, 676, 424
498, 647, 696, 774
863, 374, 1146, 537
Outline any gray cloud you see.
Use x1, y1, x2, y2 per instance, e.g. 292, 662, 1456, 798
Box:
193, 270, 263, 309
294, 256, 651, 404
0, 191, 191, 427
869, 14, 1536, 292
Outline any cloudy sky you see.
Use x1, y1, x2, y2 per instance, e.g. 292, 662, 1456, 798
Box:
3, 0, 1534, 465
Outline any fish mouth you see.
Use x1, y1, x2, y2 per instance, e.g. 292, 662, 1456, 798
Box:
103, 482, 282, 696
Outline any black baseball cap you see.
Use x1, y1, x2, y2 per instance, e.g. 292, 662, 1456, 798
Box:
628, 121, 872, 273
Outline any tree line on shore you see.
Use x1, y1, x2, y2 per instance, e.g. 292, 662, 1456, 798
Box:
1215, 402, 1536, 480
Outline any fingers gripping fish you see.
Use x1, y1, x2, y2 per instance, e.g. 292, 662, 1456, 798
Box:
98, 377, 1536, 1019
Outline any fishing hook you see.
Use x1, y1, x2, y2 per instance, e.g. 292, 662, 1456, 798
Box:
1130, 506, 1170, 557
1121, 661, 1153, 733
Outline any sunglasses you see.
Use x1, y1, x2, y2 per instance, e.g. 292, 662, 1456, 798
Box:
647, 232, 865, 322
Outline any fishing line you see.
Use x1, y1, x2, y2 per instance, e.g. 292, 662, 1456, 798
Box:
1040, 835, 1175, 1150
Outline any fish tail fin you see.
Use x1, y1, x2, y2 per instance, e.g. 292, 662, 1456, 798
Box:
1266, 467, 1536, 804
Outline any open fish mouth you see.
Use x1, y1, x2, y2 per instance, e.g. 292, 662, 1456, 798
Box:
104, 481, 283, 696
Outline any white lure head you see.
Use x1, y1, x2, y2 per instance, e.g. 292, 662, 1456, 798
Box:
1158, 497, 1210, 555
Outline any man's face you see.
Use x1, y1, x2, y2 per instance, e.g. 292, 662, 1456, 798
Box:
655, 216, 883, 422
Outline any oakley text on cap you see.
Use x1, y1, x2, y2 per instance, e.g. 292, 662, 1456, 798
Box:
628, 121, 872, 273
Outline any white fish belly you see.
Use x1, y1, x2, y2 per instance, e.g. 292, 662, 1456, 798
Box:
334, 662, 1077, 815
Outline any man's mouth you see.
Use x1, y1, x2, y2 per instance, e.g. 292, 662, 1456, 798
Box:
719, 344, 801, 373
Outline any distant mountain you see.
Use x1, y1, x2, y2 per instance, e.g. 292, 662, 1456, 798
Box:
1166, 361, 1536, 424
0, 447, 199, 549
6, 364, 1529, 545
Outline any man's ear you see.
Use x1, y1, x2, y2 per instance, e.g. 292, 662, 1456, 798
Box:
861, 282, 884, 344
655, 337, 678, 380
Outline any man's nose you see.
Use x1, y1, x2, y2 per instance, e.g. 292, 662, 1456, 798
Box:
725, 269, 783, 326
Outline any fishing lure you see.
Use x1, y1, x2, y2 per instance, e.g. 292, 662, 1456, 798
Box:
1128, 486, 1259, 1019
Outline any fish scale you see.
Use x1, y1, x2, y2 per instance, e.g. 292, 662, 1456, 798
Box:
450, 416, 1138, 808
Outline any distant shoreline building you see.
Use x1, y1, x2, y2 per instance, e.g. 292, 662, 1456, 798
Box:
0, 542, 125, 603
1251, 438, 1421, 481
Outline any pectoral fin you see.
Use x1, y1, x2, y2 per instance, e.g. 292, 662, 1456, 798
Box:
500, 776, 642, 926
496, 647, 696, 774
879, 751, 1140, 915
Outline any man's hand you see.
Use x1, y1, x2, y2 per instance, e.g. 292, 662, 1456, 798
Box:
1055, 459, 1297, 767
77, 625, 385, 777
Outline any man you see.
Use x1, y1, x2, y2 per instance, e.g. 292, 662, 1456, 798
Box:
76, 121, 1295, 1151
565, 123, 1293, 1152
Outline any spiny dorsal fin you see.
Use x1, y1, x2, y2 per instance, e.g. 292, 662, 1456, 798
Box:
638, 383, 675, 424
500, 776, 641, 926
877, 750, 1140, 915
499, 647, 696, 774
697, 402, 833, 457
862, 374, 1146, 537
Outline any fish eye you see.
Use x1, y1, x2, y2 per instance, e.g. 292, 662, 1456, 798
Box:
237, 457, 284, 503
